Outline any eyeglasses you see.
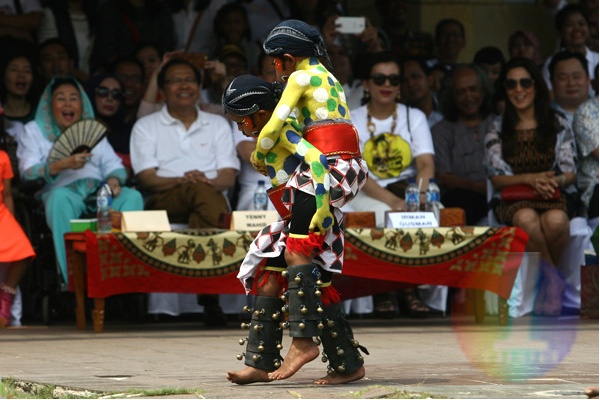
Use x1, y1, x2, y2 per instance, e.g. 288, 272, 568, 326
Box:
165, 77, 198, 85
370, 74, 401, 86
95, 86, 124, 100
503, 78, 534, 90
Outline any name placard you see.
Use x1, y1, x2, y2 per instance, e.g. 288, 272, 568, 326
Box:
230, 210, 279, 231
385, 211, 439, 229
121, 210, 171, 232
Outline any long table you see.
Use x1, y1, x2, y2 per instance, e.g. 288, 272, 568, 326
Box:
65, 226, 528, 332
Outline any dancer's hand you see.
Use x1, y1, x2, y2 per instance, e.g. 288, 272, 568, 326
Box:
250, 151, 268, 176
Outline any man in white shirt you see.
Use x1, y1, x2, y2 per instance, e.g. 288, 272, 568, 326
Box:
130, 58, 240, 325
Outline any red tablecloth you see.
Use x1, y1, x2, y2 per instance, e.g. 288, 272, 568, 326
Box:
74, 227, 528, 299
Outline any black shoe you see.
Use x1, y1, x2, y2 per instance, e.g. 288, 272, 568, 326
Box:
203, 305, 228, 326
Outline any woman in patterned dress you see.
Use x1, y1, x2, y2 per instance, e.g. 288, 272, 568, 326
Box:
484, 57, 578, 317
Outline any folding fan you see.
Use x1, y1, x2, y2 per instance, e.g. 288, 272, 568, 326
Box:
48, 119, 109, 163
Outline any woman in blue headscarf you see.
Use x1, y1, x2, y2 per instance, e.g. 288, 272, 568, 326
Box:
17, 76, 144, 283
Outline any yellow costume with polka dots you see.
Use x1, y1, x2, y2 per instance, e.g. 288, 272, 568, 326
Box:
252, 57, 353, 237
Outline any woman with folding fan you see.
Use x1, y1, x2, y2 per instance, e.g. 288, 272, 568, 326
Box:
16, 76, 144, 284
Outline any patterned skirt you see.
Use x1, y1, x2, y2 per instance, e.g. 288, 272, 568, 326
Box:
494, 194, 569, 225
237, 157, 369, 293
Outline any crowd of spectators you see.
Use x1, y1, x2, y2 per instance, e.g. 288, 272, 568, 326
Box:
0, 0, 597, 325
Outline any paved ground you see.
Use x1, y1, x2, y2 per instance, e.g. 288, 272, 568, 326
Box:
1, 311, 598, 399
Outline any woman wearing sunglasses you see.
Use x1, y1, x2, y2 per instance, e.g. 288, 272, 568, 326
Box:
484, 57, 578, 317
84, 74, 132, 176
350, 51, 435, 318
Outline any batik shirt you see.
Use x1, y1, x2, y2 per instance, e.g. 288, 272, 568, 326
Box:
573, 97, 599, 213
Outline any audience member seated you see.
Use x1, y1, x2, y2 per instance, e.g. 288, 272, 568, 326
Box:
130, 59, 240, 325
507, 30, 543, 68
212, 2, 260, 73
240, 0, 289, 46
84, 74, 132, 177
0, 0, 42, 43
37, 0, 97, 73
473, 46, 505, 114
320, 12, 384, 65
135, 43, 164, 88
432, 64, 495, 226
484, 58, 578, 317
350, 52, 435, 318
1, 46, 40, 128
17, 76, 144, 284
542, 4, 598, 96
110, 56, 145, 129
401, 57, 443, 128
202, 44, 249, 112
0, 129, 34, 328
167, 0, 227, 53
91, 0, 175, 73
549, 50, 591, 125
374, 0, 433, 60
473, 46, 505, 84
427, 18, 466, 72
37, 38, 88, 85
573, 65, 598, 225
326, 44, 362, 110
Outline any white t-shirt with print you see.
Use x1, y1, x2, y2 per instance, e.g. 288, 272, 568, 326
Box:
351, 103, 434, 188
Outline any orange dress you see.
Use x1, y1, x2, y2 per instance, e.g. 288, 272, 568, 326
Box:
0, 150, 35, 262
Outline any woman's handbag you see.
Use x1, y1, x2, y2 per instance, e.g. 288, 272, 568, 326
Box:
500, 184, 560, 201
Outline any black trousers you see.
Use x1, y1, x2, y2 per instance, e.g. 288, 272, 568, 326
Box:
441, 188, 488, 226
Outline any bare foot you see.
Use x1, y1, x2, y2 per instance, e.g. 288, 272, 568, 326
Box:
268, 338, 319, 380
585, 386, 599, 399
314, 365, 365, 385
227, 366, 272, 385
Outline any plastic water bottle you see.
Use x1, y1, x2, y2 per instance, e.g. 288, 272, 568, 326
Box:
96, 183, 113, 232
425, 178, 441, 222
253, 180, 268, 210
405, 178, 420, 212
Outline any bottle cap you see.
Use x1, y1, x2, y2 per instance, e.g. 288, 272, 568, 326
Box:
429, 178, 435, 183
408, 177, 416, 184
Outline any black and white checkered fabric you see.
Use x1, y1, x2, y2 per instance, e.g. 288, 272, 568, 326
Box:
237, 157, 368, 293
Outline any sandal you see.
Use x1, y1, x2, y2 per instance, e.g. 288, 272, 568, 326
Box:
374, 300, 397, 319
401, 288, 429, 319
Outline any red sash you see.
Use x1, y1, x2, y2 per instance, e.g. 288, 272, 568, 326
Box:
304, 121, 361, 160
267, 184, 291, 220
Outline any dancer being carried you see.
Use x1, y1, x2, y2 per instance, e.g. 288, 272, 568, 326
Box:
222, 19, 368, 386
